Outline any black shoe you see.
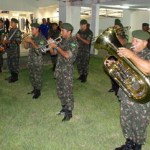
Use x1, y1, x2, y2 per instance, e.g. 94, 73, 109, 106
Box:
133, 144, 142, 150
115, 145, 126, 150
57, 105, 66, 115
52, 64, 56, 72
32, 89, 41, 99
8, 72, 18, 83
115, 139, 135, 150
57, 109, 66, 115
0, 68, 2, 73
8, 76, 18, 83
81, 75, 87, 83
108, 88, 114, 92
62, 110, 72, 121
77, 75, 83, 80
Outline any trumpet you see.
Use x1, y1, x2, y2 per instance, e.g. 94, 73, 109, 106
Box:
38, 36, 62, 53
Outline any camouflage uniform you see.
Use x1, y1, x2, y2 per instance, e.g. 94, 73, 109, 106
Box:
28, 34, 47, 91
0, 27, 5, 72
76, 29, 93, 77
6, 28, 21, 77
118, 48, 150, 145
48, 28, 60, 71
54, 37, 78, 111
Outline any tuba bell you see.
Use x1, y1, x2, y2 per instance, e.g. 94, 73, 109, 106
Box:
94, 27, 150, 103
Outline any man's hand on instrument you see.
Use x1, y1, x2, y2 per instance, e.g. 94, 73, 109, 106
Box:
2, 40, 10, 44
49, 42, 57, 49
76, 33, 81, 39
0, 46, 4, 52
118, 47, 135, 59
104, 59, 116, 67
24, 37, 33, 43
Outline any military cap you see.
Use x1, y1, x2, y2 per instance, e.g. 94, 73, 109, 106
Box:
80, 19, 88, 25
11, 18, 19, 23
30, 23, 40, 28
115, 19, 121, 25
114, 19, 123, 28
142, 23, 149, 27
61, 23, 74, 31
0, 19, 3, 23
132, 30, 150, 41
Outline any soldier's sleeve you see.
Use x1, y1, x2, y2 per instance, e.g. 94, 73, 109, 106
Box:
87, 30, 93, 42
68, 40, 78, 62
145, 52, 150, 61
15, 30, 22, 43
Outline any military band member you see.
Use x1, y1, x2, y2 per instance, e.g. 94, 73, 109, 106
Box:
48, 23, 60, 72
76, 19, 93, 83
0, 19, 5, 73
4, 18, 22, 83
142, 23, 150, 49
49, 23, 78, 121
108, 19, 128, 95
114, 30, 150, 150
24, 23, 47, 99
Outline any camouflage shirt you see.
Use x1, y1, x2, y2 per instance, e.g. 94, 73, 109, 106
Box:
77, 28, 93, 52
28, 34, 47, 56
6, 28, 22, 51
118, 47, 150, 102
0, 27, 5, 38
55, 37, 78, 77
48, 29, 60, 40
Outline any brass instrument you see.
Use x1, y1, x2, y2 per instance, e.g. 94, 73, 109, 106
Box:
94, 27, 150, 103
38, 36, 62, 53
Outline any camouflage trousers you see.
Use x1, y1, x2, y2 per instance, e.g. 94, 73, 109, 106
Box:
118, 89, 150, 145
7, 52, 20, 74
28, 55, 43, 90
55, 70, 74, 111
0, 53, 3, 68
76, 51, 90, 76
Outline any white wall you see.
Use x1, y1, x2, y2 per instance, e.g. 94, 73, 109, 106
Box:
0, 0, 36, 11
34, 6, 59, 24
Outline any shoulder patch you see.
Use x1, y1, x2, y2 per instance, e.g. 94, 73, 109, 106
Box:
70, 42, 76, 48
40, 41, 45, 45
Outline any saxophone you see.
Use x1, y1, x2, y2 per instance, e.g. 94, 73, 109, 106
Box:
94, 27, 150, 103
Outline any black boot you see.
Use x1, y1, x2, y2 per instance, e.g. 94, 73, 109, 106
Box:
133, 144, 142, 150
77, 74, 83, 80
0, 67, 2, 73
8, 72, 18, 83
52, 63, 56, 72
32, 89, 41, 99
81, 75, 87, 83
62, 110, 72, 121
57, 105, 66, 115
115, 139, 135, 150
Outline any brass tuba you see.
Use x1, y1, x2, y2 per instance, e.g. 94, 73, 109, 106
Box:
94, 27, 150, 103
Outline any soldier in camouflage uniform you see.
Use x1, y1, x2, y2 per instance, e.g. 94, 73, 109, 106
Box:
48, 23, 60, 71
76, 19, 93, 83
4, 18, 22, 82
114, 30, 150, 150
24, 23, 47, 99
49, 23, 78, 121
0, 19, 5, 73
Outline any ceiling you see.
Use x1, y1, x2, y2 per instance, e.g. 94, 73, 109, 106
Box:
34, 0, 150, 10
0, 0, 150, 11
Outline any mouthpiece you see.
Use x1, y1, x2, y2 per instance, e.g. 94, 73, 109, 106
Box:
130, 45, 135, 50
